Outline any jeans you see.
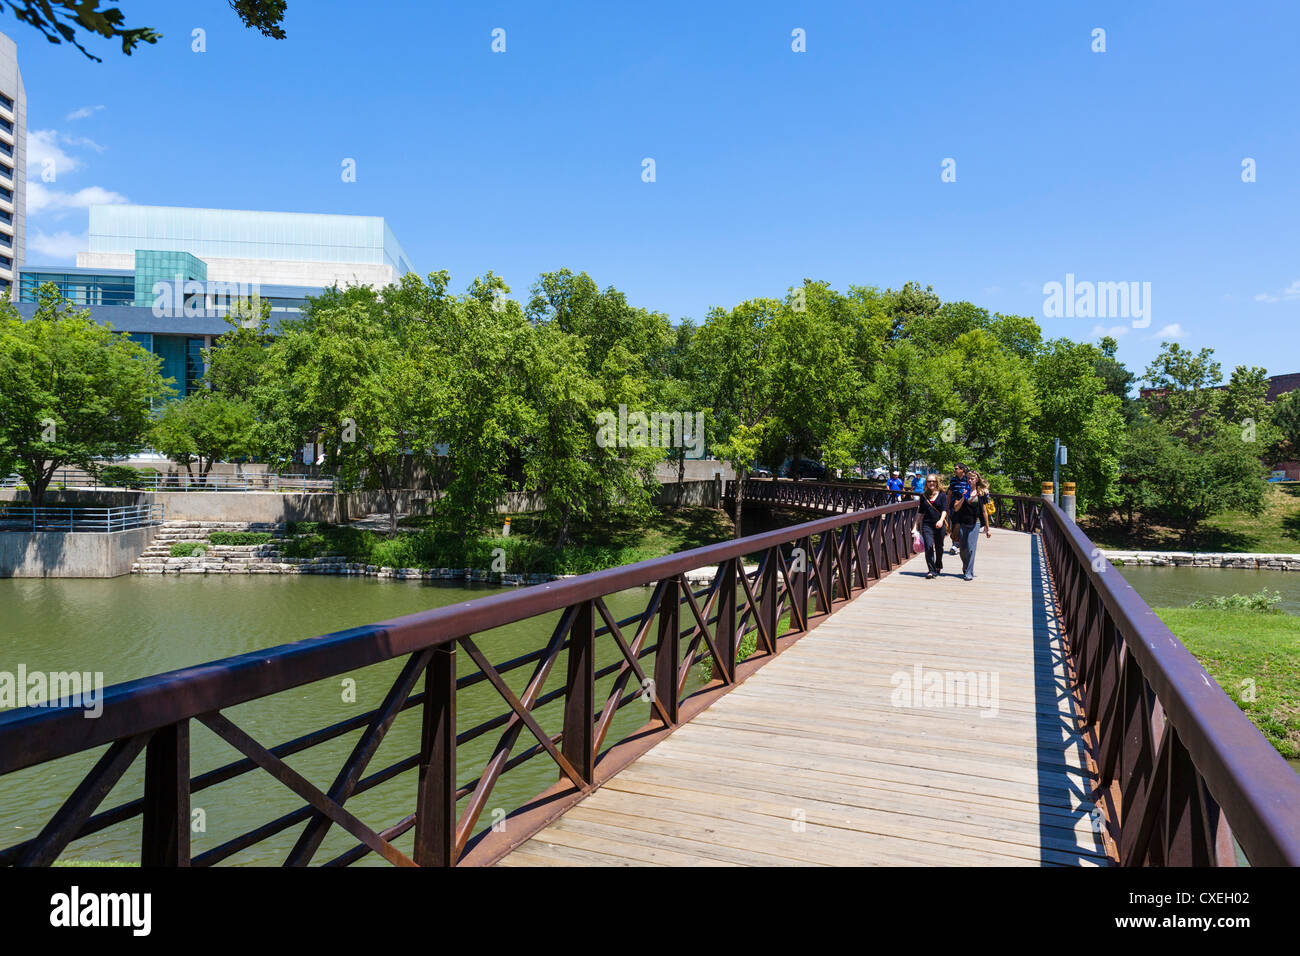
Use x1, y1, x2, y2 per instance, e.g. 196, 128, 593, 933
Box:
958, 523, 981, 579
921, 523, 945, 574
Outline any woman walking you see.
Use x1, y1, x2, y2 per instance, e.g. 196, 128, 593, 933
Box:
913, 475, 948, 579
952, 472, 993, 580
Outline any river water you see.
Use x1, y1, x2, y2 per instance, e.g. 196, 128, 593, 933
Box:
2, 563, 1296, 865
0, 575, 695, 866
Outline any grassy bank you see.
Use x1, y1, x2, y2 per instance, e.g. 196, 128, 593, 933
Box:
1155, 602, 1300, 759
279, 506, 736, 576
1083, 482, 1300, 552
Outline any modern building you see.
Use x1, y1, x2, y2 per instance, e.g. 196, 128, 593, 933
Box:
15, 204, 416, 397
0, 31, 27, 293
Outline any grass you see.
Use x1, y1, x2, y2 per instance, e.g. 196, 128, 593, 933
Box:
1156, 602, 1300, 759
1082, 482, 1300, 552
169, 541, 206, 557
279, 506, 737, 575
208, 531, 274, 546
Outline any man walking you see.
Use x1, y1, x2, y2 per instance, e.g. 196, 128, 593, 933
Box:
946, 463, 969, 554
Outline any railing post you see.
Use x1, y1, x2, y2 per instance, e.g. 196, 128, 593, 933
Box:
715, 558, 738, 682
654, 578, 680, 725
562, 600, 597, 784
818, 530, 835, 612
759, 548, 778, 654
415, 643, 457, 866
141, 720, 191, 866
792, 534, 811, 630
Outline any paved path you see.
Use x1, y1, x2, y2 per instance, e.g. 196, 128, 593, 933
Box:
499, 529, 1112, 866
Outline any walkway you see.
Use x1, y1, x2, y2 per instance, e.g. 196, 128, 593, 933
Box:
499, 529, 1113, 866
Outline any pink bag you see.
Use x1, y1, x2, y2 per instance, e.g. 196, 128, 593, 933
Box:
912, 530, 924, 553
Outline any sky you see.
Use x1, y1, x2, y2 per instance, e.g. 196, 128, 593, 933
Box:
12, 0, 1300, 382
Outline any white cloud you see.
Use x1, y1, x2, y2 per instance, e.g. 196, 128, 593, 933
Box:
66, 105, 104, 121
61, 134, 105, 153
1090, 324, 1129, 339
27, 182, 128, 215
26, 129, 83, 176
29, 230, 88, 261
1151, 323, 1184, 339
1254, 279, 1300, 303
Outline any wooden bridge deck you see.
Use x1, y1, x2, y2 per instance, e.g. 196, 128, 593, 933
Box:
499, 529, 1114, 867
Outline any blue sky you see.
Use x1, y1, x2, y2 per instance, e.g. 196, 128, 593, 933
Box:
14, 0, 1300, 382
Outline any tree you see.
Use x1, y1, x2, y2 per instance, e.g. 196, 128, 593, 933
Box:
1270, 389, 1300, 461
2, 0, 286, 61
1093, 335, 1137, 419
694, 299, 779, 537
258, 285, 436, 534
150, 392, 256, 480
0, 284, 169, 504
1028, 339, 1125, 510
526, 270, 670, 545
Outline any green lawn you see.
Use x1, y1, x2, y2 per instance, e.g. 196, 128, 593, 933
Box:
1156, 606, 1300, 758
1084, 482, 1300, 552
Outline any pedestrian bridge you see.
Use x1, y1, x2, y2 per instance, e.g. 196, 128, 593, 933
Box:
2, 480, 1298, 867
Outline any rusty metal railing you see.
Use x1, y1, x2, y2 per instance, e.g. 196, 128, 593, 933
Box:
0, 498, 919, 867
1040, 501, 1300, 866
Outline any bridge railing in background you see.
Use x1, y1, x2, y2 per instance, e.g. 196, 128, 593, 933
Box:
1040, 501, 1300, 866
0, 498, 920, 867
1, 470, 338, 493
729, 478, 1043, 534
0, 503, 165, 533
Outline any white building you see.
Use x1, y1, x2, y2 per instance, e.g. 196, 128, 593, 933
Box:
0, 30, 26, 294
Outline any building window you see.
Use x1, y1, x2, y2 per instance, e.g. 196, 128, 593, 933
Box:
0, 117, 12, 134
0, 141, 12, 158
0, 93, 13, 111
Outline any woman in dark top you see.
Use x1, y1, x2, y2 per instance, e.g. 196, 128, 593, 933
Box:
952, 472, 992, 580
913, 475, 949, 579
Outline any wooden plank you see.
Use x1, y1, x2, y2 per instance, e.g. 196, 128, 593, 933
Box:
502, 530, 1114, 868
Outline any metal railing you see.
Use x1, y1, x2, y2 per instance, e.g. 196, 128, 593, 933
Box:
0, 503, 165, 533
0, 498, 920, 867
1, 470, 337, 493
1040, 501, 1300, 866
728, 477, 1043, 533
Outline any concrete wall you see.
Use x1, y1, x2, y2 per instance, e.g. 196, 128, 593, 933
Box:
0, 527, 156, 578
654, 478, 722, 508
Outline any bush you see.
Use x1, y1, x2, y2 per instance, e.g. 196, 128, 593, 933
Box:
286, 520, 327, 536
208, 531, 274, 546
1189, 589, 1283, 614
97, 465, 139, 488
169, 542, 206, 557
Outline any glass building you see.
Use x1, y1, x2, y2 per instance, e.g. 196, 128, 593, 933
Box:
0, 31, 26, 295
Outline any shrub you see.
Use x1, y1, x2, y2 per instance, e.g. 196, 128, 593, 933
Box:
169, 542, 206, 557
1189, 589, 1283, 614
97, 465, 139, 488
286, 521, 327, 536
208, 531, 274, 546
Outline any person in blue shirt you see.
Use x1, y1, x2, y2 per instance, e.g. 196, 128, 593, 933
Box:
886, 471, 904, 500
911, 473, 925, 494
946, 464, 969, 554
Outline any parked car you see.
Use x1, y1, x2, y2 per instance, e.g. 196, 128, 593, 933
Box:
750, 466, 773, 478
778, 458, 828, 480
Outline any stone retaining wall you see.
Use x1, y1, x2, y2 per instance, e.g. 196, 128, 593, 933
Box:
1103, 550, 1300, 571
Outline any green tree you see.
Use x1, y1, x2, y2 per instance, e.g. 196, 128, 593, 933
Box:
0, 285, 169, 504
1269, 389, 1300, 461
695, 299, 779, 537
150, 391, 256, 480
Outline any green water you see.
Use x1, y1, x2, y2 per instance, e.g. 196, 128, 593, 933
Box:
0, 575, 694, 866
1117, 566, 1300, 615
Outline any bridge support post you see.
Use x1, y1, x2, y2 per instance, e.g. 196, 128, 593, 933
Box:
562, 601, 597, 784
655, 578, 680, 724
715, 559, 738, 683
792, 535, 811, 631
818, 530, 836, 612
141, 720, 190, 866
415, 644, 457, 867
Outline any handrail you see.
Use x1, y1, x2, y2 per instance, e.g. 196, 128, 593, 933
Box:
1039, 501, 1300, 866
0, 497, 921, 866
0, 503, 164, 532
1, 469, 337, 493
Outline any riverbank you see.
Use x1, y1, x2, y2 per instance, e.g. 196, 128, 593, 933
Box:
1083, 482, 1300, 553
1155, 604, 1300, 759
1106, 550, 1300, 571
134, 506, 739, 582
